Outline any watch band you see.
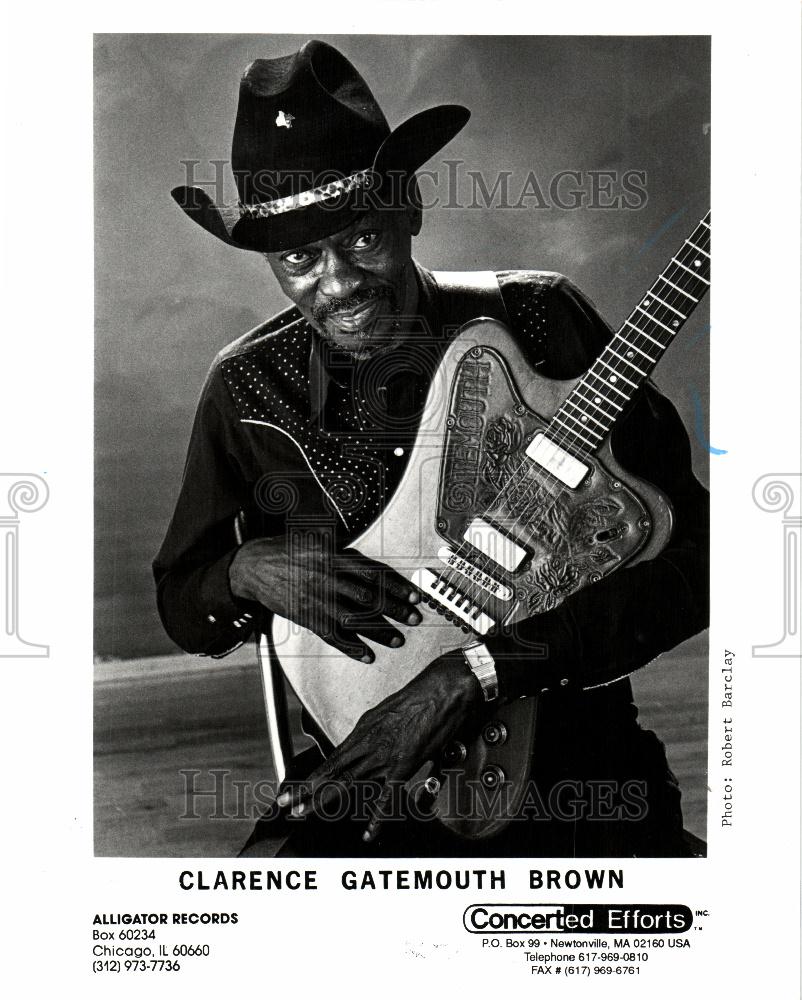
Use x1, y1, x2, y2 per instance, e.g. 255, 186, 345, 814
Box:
463, 642, 499, 702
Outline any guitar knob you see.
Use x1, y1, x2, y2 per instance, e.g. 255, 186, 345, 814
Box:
480, 765, 506, 788
441, 741, 467, 765
482, 721, 508, 746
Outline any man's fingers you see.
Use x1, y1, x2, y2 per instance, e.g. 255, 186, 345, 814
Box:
317, 623, 375, 663
276, 754, 339, 813
337, 573, 422, 628
382, 575, 422, 606
342, 551, 421, 607
300, 775, 353, 818
378, 600, 423, 628
336, 577, 375, 608
279, 759, 362, 818
362, 783, 395, 843
336, 578, 413, 632
338, 610, 406, 649
276, 780, 310, 812
358, 621, 405, 649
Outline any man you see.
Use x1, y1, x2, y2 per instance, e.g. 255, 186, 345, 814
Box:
155, 40, 708, 858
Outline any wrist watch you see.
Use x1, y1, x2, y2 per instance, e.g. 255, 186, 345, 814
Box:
462, 642, 499, 702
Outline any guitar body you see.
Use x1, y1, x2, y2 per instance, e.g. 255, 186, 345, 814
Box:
272, 317, 674, 839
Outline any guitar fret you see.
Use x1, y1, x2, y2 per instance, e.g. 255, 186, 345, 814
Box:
646, 292, 685, 318
555, 408, 603, 439
563, 399, 609, 431
620, 339, 657, 363
685, 239, 710, 257
634, 305, 676, 336
552, 415, 599, 449
680, 227, 709, 251
699, 219, 710, 229
672, 247, 708, 270
587, 370, 631, 398
597, 360, 638, 388
671, 257, 710, 284
575, 383, 623, 412
566, 210, 710, 444
607, 347, 647, 377
657, 276, 698, 302
624, 320, 664, 348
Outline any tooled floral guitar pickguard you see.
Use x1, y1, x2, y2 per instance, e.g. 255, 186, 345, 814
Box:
272, 213, 708, 841
437, 347, 652, 620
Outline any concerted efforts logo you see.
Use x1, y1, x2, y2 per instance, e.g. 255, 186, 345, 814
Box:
463, 904, 693, 934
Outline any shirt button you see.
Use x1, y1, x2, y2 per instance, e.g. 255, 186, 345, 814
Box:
393, 447, 405, 457
206, 614, 217, 624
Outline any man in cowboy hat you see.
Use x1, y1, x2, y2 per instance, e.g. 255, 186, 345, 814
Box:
154, 40, 708, 857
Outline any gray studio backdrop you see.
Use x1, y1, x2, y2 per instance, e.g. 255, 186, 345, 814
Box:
95, 34, 710, 660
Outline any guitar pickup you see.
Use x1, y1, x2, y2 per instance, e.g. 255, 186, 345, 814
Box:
411, 568, 495, 635
462, 517, 528, 572
525, 433, 589, 488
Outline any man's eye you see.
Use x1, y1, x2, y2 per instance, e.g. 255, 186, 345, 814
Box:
348, 231, 379, 251
282, 250, 313, 266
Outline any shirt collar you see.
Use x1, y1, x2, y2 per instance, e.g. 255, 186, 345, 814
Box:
306, 260, 439, 422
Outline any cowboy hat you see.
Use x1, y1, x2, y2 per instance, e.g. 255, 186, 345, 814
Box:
172, 40, 469, 252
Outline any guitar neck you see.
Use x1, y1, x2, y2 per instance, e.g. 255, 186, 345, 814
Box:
548, 212, 710, 456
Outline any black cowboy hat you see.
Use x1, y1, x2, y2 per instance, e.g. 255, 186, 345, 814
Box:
172, 40, 469, 253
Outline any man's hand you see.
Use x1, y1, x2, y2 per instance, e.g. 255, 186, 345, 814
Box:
228, 535, 421, 662
276, 652, 483, 842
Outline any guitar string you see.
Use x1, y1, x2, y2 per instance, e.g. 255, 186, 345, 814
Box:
455, 217, 710, 576
479, 219, 711, 592
433, 214, 710, 625
457, 215, 711, 613
508, 219, 711, 543
438, 248, 707, 625
435, 227, 712, 611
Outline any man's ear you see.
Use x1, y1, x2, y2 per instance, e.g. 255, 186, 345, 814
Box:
406, 201, 423, 237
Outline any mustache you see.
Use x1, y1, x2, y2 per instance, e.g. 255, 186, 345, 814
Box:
312, 286, 396, 324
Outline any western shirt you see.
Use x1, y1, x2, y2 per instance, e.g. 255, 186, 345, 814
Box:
153, 263, 708, 702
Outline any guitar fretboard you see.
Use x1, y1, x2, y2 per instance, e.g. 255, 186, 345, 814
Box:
548, 212, 710, 455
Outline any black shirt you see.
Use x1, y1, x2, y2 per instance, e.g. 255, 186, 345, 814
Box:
153, 264, 708, 700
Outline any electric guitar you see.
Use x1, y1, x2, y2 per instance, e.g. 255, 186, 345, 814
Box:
270, 213, 710, 839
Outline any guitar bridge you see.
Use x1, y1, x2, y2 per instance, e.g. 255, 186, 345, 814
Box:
411, 568, 495, 635
437, 546, 513, 602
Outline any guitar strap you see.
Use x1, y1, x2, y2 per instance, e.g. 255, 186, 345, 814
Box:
429, 270, 511, 331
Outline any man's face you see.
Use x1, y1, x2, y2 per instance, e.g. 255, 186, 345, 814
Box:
264, 207, 421, 360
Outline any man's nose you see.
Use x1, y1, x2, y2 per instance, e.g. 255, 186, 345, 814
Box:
316, 249, 363, 300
